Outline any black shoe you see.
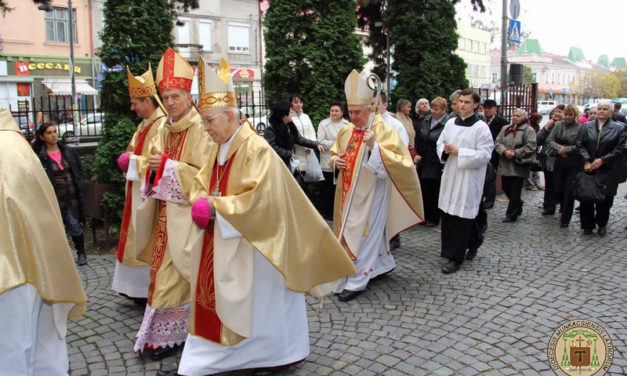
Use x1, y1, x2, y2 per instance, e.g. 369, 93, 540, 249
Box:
442, 261, 461, 274
582, 228, 593, 235
371, 268, 395, 281
483, 202, 494, 209
389, 238, 401, 250
77, 252, 87, 265
424, 221, 438, 227
542, 210, 555, 216
151, 344, 181, 361
598, 226, 607, 236
466, 247, 478, 261
502, 217, 516, 223
156, 371, 179, 376
559, 222, 569, 228
338, 289, 362, 302
132, 297, 148, 307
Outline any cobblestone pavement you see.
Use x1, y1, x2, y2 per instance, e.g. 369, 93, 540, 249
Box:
68, 188, 626, 376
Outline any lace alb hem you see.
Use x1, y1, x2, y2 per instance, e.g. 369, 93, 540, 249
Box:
133, 303, 190, 352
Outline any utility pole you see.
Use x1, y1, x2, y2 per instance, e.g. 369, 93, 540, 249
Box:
500, 0, 508, 106
68, 0, 78, 140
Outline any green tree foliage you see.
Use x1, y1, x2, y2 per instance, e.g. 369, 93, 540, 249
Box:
93, 0, 176, 234
263, 0, 366, 126
385, 0, 468, 105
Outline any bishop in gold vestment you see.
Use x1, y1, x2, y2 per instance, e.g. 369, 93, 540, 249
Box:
112, 65, 167, 300
329, 70, 424, 302
154, 58, 356, 376
131, 48, 212, 357
0, 108, 87, 375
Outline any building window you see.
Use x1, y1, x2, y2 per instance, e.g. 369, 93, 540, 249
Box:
473, 41, 480, 53
467, 64, 472, 76
473, 65, 479, 76
177, 18, 191, 44
44, 7, 77, 44
458, 37, 465, 50
198, 21, 212, 51
532, 73, 537, 82
492, 72, 497, 82
468, 40, 473, 51
481, 42, 486, 54
481, 66, 486, 77
228, 24, 250, 53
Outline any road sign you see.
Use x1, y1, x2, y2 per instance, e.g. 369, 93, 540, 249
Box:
509, 19, 521, 44
510, 0, 520, 19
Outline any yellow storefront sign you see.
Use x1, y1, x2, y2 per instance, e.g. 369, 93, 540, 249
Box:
28, 62, 81, 74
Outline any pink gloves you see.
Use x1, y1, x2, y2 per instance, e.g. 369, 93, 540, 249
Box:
191, 198, 211, 229
117, 152, 130, 173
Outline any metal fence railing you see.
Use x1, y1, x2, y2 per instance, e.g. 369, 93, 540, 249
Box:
9, 96, 102, 143
236, 91, 268, 135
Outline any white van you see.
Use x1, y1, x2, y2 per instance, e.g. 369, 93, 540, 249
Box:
537, 100, 558, 115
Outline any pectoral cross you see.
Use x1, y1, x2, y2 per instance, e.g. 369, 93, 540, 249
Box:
211, 188, 221, 197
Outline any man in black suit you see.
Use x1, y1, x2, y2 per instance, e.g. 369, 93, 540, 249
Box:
482, 99, 509, 209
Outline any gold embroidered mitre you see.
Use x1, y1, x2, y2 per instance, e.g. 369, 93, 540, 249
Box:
156, 47, 195, 93
127, 64, 158, 99
197, 56, 237, 110
344, 69, 373, 106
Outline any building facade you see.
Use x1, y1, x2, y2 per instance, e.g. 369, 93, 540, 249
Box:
455, 25, 491, 90
0, 0, 100, 115
174, 0, 263, 104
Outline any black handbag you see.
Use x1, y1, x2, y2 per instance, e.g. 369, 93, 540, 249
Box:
572, 171, 607, 204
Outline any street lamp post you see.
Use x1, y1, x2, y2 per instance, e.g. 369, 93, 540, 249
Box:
500, 0, 508, 106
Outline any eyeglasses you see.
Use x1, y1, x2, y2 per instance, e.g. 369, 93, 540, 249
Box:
203, 111, 226, 123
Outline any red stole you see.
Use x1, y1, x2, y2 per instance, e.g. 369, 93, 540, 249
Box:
193, 152, 236, 342
147, 129, 189, 305
117, 120, 158, 262
340, 128, 366, 212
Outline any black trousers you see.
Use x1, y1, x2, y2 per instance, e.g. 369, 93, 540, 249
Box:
543, 171, 558, 212
321, 171, 335, 218
483, 163, 497, 206
440, 205, 487, 264
580, 195, 615, 229
553, 165, 579, 225
501, 176, 524, 220
419, 176, 441, 224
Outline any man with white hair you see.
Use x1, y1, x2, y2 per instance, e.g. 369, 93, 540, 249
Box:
155, 57, 356, 376
330, 70, 424, 302
132, 47, 212, 360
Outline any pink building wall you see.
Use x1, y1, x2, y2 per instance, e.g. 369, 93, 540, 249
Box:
0, 0, 94, 58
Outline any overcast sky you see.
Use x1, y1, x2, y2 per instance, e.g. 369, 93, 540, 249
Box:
454, 0, 625, 63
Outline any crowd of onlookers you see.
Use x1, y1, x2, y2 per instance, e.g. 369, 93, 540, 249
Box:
262, 93, 626, 237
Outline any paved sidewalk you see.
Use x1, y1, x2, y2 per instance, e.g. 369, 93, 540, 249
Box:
67, 188, 626, 375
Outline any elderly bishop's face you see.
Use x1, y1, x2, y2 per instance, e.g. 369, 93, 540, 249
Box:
348, 105, 370, 128
201, 109, 236, 144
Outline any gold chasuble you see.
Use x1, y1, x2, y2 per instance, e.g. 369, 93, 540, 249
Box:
136, 108, 212, 309
117, 108, 166, 267
330, 115, 425, 256
0, 108, 87, 318
187, 124, 356, 346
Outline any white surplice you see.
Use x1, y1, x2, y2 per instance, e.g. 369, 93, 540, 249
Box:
334, 143, 396, 292
436, 116, 494, 219
177, 128, 310, 375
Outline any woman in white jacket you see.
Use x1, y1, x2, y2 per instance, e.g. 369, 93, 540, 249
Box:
317, 100, 349, 218
290, 94, 317, 172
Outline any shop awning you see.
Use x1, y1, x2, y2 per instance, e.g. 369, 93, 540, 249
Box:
42, 79, 98, 96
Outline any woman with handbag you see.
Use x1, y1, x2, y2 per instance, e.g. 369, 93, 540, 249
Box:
537, 105, 565, 215
264, 101, 323, 187
546, 105, 582, 227
575, 101, 626, 235
494, 108, 537, 222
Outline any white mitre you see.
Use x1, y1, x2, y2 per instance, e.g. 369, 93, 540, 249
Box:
344, 69, 373, 106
